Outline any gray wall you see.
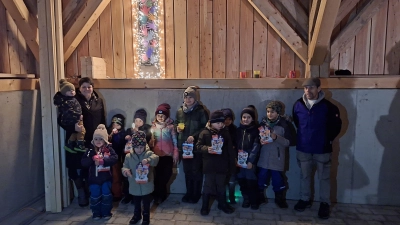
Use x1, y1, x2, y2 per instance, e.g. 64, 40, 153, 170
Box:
0, 90, 44, 219
98, 88, 400, 206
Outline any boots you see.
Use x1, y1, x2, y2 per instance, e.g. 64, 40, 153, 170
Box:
74, 179, 89, 207
74, 140, 86, 152
64, 140, 76, 153
258, 189, 266, 205
182, 179, 193, 203
228, 183, 236, 204
217, 192, 234, 214
242, 194, 250, 208
142, 212, 150, 225
275, 191, 288, 208
200, 194, 210, 216
189, 180, 202, 203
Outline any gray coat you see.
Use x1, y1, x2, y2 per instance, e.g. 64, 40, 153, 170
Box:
257, 117, 293, 171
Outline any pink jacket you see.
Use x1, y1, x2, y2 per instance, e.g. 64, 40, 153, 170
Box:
150, 118, 179, 161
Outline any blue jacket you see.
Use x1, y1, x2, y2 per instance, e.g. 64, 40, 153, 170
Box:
292, 92, 342, 154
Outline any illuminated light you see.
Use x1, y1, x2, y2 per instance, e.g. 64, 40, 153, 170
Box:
132, 0, 165, 79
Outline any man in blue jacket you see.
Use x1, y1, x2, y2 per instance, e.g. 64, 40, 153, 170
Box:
292, 78, 342, 219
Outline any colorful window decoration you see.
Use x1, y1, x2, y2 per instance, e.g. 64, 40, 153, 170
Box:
133, 0, 164, 78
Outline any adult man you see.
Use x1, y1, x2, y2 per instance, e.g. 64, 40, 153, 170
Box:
292, 77, 342, 219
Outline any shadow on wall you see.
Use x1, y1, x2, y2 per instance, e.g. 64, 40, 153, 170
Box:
325, 90, 369, 204
375, 43, 400, 205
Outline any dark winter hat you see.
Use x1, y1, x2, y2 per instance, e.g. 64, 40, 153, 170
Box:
302, 77, 321, 87
266, 101, 282, 114
183, 86, 197, 100
59, 79, 75, 95
155, 103, 171, 118
221, 108, 234, 120
241, 107, 255, 120
111, 114, 125, 127
210, 110, 225, 124
131, 131, 147, 147
92, 124, 109, 144
134, 109, 147, 124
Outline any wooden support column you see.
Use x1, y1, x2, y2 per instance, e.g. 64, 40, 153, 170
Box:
38, 0, 65, 212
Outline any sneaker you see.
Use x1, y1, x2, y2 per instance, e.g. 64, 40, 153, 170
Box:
294, 199, 311, 212
103, 214, 112, 220
318, 202, 330, 219
92, 215, 101, 220
129, 215, 141, 224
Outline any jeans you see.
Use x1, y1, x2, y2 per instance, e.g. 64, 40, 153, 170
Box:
257, 168, 286, 192
296, 151, 331, 203
89, 181, 113, 217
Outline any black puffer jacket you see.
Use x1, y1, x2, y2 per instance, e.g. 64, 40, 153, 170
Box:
236, 123, 260, 165
54, 91, 82, 127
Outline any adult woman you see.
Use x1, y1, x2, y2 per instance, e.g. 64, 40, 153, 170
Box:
62, 77, 106, 207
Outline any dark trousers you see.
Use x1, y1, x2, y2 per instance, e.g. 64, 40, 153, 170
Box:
203, 173, 226, 195
133, 194, 152, 218
89, 181, 113, 217
154, 156, 173, 200
257, 168, 286, 192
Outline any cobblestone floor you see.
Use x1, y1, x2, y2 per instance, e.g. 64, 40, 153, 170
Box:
28, 194, 400, 225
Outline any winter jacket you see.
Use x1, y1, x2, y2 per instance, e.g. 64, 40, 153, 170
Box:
81, 144, 118, 185
175, 103, 209, 152
196, 125, 236, 174
236, 123, 260, 165
54, 92, 82, 127
122, 145, 159, 196
257, 116, 294, 171
150, 118, 179, 160
292, 91, 342, 154
108, 128, 126, 159
226, 124, 238, 149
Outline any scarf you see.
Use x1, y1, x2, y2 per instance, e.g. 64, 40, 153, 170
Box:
182, 101, 198, 113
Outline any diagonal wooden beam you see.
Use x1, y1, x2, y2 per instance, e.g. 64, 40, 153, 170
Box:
63, 0, 111, 62
1, 0, 39, 61
308, 0, 340, 65
331, 0, 386, 61
334, 0, 360, 28
249, 0, 308, 64
308, 0, 320, 40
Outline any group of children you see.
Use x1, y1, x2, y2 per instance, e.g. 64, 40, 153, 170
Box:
55, 83, 295, 224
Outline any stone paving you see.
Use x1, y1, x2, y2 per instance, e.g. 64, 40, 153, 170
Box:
28, 194, 400, 225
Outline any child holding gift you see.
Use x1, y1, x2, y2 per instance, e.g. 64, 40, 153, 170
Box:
122, 131, 159, 225
149, 103, 179, 204
196, 110, 236, 215
175, 86, 209, 203
257, 101, 294, 208
81, 124, 118, 220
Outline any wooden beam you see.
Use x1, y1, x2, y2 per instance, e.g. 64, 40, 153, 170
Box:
92, 77, 400, 89
331, 0, 386, 61
0, 73, 35, 78
1, 0, 39, 61
0, 78, 38, 91
334, 0, 360, 28
308, 0, 340, 65
63, 0, 111, 62
249, 0, 308, 64
38, 0, 64, 212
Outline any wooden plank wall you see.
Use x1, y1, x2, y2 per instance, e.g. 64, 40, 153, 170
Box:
1, 0, 400, 79
0, 1, 37, 75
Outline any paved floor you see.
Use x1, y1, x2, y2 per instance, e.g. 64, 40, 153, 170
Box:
27, 194, 400, 225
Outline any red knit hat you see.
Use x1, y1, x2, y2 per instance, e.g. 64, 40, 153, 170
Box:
155, 103, 171, 118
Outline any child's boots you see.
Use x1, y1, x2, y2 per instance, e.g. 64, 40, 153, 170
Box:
228, 183, 236, 204
217, 192, 234, 214
200, 194, 210, 216
275, 191, 288, 208
142, 212, 150, 225
64, 140, 76, 153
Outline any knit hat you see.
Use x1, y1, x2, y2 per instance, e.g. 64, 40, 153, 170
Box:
59, 79, 75, 95
131, 131, 147, 147
241, 107, 255, 120
111, 114, 125, 127
183, 86, 197, 100
266, 101, 282, 114
92, 124, 109, 144
155, 103, 171, 118
134, 109, 147, 124
210, 110, 225, 123
221, 108, 234, 120
302, 77, 321, 87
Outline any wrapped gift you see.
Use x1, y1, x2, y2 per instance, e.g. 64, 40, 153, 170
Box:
237, 150, 248, 168
259, 126, 273, 144
135, 162, 149, 184
210, 134, 223, 154
182, 142, 194, 159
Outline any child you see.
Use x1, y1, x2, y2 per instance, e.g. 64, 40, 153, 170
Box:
175, 86, 209, 203
53, 79, 86, 152
257, 101, 293, 208
128, 109, 152, 143
122, 131, 159, 225
81, 124, 118, 220
196, 110, 236, 215
150, 103, 179, 204
221, 108, 238, 204
107, 114, 126, 202
236, 106, 261, 210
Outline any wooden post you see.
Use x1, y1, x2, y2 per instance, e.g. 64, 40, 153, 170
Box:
38, 0, 64, 212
